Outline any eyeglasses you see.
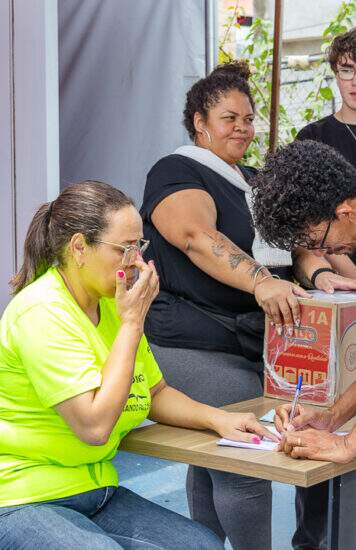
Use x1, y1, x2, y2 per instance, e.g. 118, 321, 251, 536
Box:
337, 67, 356, 81
305, 220, 332, 252
94, 238, 150, 266
297, 220, 352, 255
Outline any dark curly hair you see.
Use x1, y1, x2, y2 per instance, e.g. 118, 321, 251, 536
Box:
327, 27, 356, 72
183, 60, 255, 141
251, 140, 356, 250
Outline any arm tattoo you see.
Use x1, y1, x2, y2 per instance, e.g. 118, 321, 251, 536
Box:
204, 231, 229, 258
211, 239, 225, 257
204, 231, 264, 276
229, 251, 253, 270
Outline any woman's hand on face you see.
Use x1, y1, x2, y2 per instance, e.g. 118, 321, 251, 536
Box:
278, 429, 353, 464
115, 258, 159, 328
314, 272, 356, 294
254, 278, 310, 336
213, 411, 279, 444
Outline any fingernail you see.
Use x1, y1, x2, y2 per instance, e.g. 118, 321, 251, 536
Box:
287, 424, 295, 432
117, 270, 125, 279
148, 259, 155, 267
295, 319, 300, 327
252, 436, 261, 444
277, 326, 282, 336
287, 327, 293, 337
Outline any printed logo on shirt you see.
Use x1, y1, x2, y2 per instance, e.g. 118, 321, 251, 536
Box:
132, 374, 145, 383
123, 392, 150, 412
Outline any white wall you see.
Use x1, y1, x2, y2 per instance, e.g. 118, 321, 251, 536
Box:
0, 0, 59, 313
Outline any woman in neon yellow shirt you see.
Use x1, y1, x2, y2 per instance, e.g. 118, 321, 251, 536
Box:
0, 181, 276, 549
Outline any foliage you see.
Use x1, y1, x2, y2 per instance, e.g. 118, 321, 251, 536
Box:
219, 0, 356, 167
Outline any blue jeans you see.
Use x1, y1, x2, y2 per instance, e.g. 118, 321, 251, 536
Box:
0, 486, 223, 549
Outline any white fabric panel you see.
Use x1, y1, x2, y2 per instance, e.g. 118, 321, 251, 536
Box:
59, 0, 206, 205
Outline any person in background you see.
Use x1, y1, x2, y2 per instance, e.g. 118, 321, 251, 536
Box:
297, 27, 356, 271
0, 181, 279, 550
297, 27, 356, 168
294, 27, 356, 550
140, 61, 356, 550
251, 138, 356, 550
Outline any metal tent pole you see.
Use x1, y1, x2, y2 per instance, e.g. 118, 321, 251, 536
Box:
269, 0, 284, 153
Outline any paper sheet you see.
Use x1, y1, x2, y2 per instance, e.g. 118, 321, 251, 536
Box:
218, 426, 280, 451
259, 409, 276, 423
217, 427, 348, 452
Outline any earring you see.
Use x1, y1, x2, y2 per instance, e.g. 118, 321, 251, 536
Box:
203, 129, 212, 144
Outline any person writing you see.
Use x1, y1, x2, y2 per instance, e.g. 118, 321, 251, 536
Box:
275, 382, 356, 464
251, 136, 356, 550
280, 28, 356, 550
0, 180, 277, 550
139, 61, 354, 550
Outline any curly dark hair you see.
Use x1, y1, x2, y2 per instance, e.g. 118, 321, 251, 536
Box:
327, 27, 356, 72
251, 140, 356, 251
183, 60, 255, 141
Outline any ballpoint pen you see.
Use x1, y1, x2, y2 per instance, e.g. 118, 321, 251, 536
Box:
289, 375, 303, 423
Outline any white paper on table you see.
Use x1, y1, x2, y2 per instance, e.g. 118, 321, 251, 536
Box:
218, 426, 280, 451
259, 409, 276, 423
217, 427, 348, 452
134, 418, 156, 429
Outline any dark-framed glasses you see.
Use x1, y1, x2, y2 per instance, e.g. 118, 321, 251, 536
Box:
94, 238, 150, 265
304, 219, 332, 252
296, 220, 352, 255
337, 66, 356, 81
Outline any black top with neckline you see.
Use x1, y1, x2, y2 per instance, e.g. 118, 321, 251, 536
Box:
140, 154, 292, 354
297, 114, 356, 169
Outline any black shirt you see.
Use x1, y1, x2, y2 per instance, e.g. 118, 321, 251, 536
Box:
297, 114, 356, 169
140, 154, 291, 354
297, 115, 356, 264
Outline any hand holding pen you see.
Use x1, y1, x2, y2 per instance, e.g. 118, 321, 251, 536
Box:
289, 375, 303, 426
274, 375, 304, 433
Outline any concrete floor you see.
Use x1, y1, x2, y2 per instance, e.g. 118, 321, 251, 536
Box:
113, 451, 296, 550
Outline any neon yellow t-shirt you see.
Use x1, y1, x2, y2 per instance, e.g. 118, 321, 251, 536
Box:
0, 267, 162, 506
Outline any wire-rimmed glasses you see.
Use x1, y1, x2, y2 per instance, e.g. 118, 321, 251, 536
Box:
94, 238, 150, 265
337, 66, 356, 81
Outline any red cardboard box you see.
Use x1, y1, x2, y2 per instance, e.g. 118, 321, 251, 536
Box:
264, 291, 356, 406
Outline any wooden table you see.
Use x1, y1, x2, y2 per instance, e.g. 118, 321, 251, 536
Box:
121, 397, 356, 550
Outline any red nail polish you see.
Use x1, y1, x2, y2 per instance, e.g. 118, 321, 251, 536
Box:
252, 436, 261, 444
117, 270, 125, 279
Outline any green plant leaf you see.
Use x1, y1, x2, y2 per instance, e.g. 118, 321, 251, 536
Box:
320, 86, 334, 100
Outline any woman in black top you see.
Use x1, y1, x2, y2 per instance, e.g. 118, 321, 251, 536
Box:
140, 61, 310, 550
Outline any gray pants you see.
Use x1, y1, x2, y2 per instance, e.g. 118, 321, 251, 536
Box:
150, 343, 272, 550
